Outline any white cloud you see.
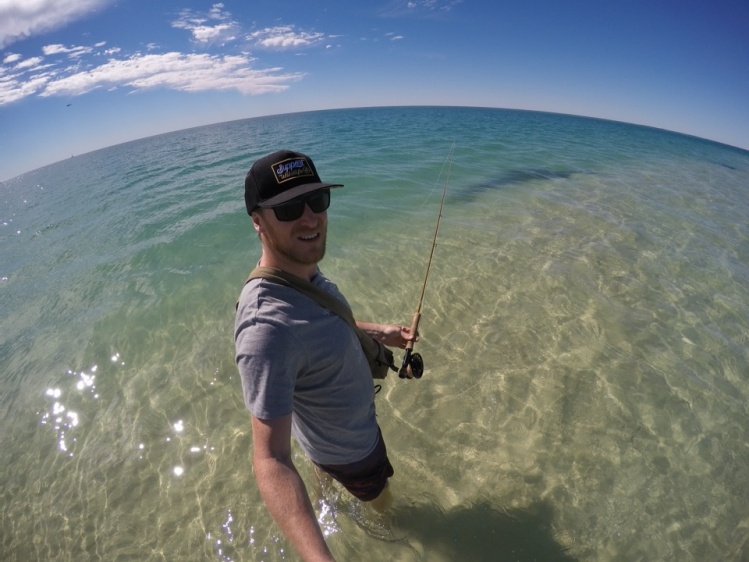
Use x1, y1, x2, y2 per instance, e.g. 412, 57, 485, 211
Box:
0, 63, 54, 104
209, 3, 226, 19
0, 48, 304, 105
15, 56, 44, 69
172, 3, 239, 46
0, 0, 113, 48
382, 0, 462, 18
3, 52, 22, 64
0, 2, 319, 107
249, 25, 326, 50
192, 23, 237, 44
36, 52, 303, 98
43, 44, 94, 58
406, 0, 462, 11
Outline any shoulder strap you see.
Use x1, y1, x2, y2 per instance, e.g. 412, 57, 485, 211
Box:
243, 266, 395, 378
246, 266, 357, 329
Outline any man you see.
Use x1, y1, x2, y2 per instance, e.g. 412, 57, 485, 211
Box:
234, 150, 415, 561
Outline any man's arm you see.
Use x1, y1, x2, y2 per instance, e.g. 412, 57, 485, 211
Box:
251, 414, 335, 562
356, 322, 417, 349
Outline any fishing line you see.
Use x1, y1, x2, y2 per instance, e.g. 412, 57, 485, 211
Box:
399, 143, 455, 379
418, 149, 454, 209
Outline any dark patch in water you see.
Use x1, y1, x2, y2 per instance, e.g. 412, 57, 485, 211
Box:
457, 168, 587, 200
393, 499, 577, 561
716, 162, 737, 170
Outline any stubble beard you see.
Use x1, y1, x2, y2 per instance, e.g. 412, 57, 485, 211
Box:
263, 220, 327, 268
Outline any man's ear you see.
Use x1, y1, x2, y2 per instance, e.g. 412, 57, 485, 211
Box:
252, 210, 263, 234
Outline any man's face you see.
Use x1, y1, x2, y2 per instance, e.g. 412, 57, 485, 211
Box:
253, 195, 328, 270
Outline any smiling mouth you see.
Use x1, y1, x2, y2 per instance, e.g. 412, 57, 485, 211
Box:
298, 233, 319, 241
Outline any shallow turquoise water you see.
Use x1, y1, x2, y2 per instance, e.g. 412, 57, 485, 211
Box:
1, 107, 748, 560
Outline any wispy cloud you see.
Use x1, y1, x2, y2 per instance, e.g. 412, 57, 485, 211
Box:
171, 3, 239, 46
381, 0, 463, 18
248, 25, 327, 50
43, 44, 95, 58
0, 0, 113, 49
13, 55, 45, 69
406, 0, 463, 12
0, 49, 304, 105
0, 2, 333, 107
42, 52, 303, 96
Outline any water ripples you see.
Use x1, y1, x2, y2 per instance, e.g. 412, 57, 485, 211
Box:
2, 107, 749, 561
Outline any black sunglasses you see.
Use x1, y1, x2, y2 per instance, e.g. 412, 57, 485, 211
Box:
270, 189, 330, 222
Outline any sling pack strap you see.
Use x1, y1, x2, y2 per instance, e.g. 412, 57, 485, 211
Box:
245, 266, 395, 379
248, 266, 358, 327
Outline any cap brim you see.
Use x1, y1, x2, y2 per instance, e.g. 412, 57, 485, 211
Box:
258, 182, 344, 208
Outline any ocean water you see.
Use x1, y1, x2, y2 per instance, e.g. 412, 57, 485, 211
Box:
1, 106, 748, 561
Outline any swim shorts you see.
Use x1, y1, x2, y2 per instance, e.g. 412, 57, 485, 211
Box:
314, 429, 394, 502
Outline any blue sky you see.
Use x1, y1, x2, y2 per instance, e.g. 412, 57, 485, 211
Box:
1, 0, 748, 181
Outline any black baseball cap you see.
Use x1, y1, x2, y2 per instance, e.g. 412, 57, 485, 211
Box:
244, 150, 343, 215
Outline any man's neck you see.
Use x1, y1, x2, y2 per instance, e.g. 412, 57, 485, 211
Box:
258, 254, 317, 282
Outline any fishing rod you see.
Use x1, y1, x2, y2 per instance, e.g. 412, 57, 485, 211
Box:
399, 144, 455, 379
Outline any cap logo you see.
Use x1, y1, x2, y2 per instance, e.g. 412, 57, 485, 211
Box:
272, 157, 315, 184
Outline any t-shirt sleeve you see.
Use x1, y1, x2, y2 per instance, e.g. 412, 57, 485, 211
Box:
235, 311, 306, 420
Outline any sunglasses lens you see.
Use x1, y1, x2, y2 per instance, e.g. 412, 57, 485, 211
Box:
272, 200, 305, 221
308, 190, 330, 213
272, 189, 331, 221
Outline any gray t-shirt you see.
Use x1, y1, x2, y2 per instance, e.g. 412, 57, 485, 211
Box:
234, 271, 378, 465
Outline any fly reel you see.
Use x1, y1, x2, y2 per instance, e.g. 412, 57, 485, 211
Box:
398, 349, 424, 379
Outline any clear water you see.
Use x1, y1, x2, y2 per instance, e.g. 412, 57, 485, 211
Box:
1, 107, 748, 561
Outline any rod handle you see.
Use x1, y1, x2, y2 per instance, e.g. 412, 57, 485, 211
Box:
405, 311, 421, 351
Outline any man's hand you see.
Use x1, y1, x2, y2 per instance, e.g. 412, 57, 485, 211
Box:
356, 322, 419, 349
